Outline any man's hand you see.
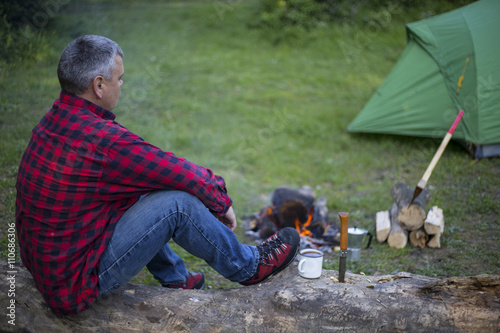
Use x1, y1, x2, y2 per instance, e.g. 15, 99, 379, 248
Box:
216, 206, 237, 231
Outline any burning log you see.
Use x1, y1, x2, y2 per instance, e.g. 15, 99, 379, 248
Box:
278, 200, 312, 230
253, 206, 280, 239
245, 186, 336, 249
271, 186, 321, 237
272, 186, 315, 210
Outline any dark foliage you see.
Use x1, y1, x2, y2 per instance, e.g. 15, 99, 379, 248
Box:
0, 0, 70, 63
251, 0, 476, 43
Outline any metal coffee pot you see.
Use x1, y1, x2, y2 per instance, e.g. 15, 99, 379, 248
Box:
347, 225, 373, 262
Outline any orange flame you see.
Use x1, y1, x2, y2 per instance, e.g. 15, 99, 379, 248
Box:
295, 210, 313, 237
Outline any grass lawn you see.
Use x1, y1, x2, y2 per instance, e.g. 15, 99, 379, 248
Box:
1, 0, 498, 290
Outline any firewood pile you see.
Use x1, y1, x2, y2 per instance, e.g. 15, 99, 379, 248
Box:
376, 182, 444, 249
244, 186, 339, 250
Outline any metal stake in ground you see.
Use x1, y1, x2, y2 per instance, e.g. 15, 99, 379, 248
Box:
408, 110, 465, 206
338, 212, 349, 282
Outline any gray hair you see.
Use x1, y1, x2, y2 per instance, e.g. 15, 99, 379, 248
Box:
57, 35, 124, 95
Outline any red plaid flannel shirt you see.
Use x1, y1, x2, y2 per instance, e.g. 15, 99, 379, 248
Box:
15, 91, 232, 315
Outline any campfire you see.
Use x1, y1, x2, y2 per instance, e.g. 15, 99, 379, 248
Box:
244, 186, 340, 251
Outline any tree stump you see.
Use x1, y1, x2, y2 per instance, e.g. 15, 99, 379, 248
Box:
2, 260, 499, 332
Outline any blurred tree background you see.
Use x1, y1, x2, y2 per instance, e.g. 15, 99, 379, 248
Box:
1, 0, 475, 64
249, 0, 474, 42
0, 0, 71, 64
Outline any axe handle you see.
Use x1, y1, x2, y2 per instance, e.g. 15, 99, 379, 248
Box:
419, 110, 464, 188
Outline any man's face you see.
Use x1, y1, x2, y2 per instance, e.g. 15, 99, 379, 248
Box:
101, 54, 124, 110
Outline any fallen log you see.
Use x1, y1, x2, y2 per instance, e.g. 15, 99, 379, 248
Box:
2, 259, 499, 332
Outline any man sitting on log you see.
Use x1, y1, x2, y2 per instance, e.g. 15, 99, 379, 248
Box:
15, 35, 300, 316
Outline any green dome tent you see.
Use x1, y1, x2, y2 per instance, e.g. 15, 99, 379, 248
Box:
347, 0, 500, 159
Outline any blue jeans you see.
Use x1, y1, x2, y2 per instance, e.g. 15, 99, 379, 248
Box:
97, 190, 258, 297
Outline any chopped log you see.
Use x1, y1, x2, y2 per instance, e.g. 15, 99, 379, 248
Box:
391, 182, 431, 208
3, 260, 499, 332
391, 182, 430, 231
424, 206, 444, 248
399, 205, 426, 230
427, 233, 442, 248
424, 206, 444, 235
375, 210, 391, 243
409, 227, 429, 248
387, 203, 408, 248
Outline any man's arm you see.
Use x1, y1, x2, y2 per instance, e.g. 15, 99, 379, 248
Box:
102, 127, 232, 216
215, 206, 237, 231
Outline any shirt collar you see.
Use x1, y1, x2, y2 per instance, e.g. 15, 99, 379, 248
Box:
59, 90, 117, 121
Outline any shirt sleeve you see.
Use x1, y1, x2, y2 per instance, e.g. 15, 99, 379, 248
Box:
100, 125, 232, 216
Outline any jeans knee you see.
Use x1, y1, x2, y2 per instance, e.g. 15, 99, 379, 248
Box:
150, 190, 204, 213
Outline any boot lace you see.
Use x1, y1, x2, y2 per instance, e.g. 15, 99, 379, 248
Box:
258, 236, 289, 265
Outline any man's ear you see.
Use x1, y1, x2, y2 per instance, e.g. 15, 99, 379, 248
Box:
92, 76, 105, 99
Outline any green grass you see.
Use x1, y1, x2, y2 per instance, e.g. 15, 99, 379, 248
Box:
1, 0, 498, 289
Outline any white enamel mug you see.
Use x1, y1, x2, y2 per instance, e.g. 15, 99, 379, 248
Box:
297, 249, 324, 279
